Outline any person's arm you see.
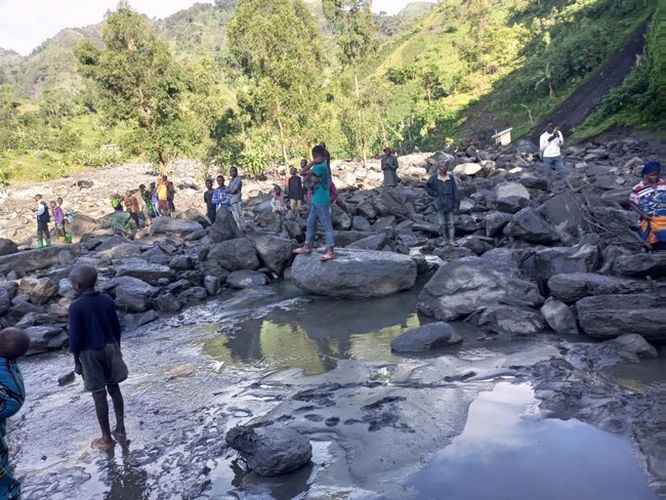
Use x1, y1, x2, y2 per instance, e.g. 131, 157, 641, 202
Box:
68, 305, 83, 373
556, 131, 564, 146
0, 380, 24, 419
452, 177, 460, 210
424, 175, 437, 196
110, 301, 122, 346
539, 134, 548, 152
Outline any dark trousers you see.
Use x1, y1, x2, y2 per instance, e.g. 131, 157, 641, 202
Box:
37, 221, 50, 242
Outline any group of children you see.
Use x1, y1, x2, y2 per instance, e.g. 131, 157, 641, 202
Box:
1, 263, 129, 498
33, 195, 72, 248
203, 166, 245, 230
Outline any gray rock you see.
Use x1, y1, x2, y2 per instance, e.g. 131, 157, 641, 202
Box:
457, 235, 494, 256
150, 217, 204, 236
152, 293, 182, 313
26, 278, 58, 305
177, 287, 208, 305
612, 253, 666, 278
208, 209, 242, 243
0, 245, 75, 276
352, 215, 372, 231
25, 325, 68, 353
520, 244, 599, 283
102, 276, 159, 298
356, 200, 377, 220
169, 255, 193, 271
0, 283, 17, 315
204, 275, 221, 296
547, 273, 650, 304
495, 182, 530, 213
348, 233, 388, 250
107, 243, 143, 260
418, 256, 542, 321
123, 309, 159, 330
250, 233, 295, 275
504, 207, 559, 244
331, 204, 352, 230
537, 191, 584, 240
291, 248, 416, 298
226, 270, 268, 289
334, 231, 379, 247
115, 258, 173, 285
70, 213, 97, 240
515, 139, 539, 155
608, 334, 658, 359
453, 162, 482, 176
470, 305, 545, 335
0, 238, 18, 256
541, 298, 579, 334
390, 322, 462, 353
226, 425, 312, 477
576, 294, 666, 342
206, 238, 260, 276
373, 216, 396, 231
485, 211, 513, 238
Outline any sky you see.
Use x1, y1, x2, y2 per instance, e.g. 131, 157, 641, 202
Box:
0, 0, 436, 56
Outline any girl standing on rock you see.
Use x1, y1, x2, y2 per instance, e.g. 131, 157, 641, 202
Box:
630, 160, 666, 251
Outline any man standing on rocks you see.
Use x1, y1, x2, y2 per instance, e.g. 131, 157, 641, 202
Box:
212, 175, 232, 215
294, 145, 336, 261
381, 147, 400, 187
34, 194, 51, 248
227, 166, 244, 231
539, 122, 564, 180
425, 162, 459, 245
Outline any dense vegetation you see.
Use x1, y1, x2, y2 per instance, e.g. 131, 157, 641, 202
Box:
0, 0, 661, 185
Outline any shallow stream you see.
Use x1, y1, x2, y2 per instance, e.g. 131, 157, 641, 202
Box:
10, 280, 664, 499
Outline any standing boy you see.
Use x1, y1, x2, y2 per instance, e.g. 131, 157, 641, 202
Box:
51, 200, 65, 243
539, 122, 564, 181
34, 194, 51, 248
212, 175, 232, 214
204, 179, 216, 223
227, 166, 244, 230
68, 264, 128, 449
425, 162, 460, 245
0, 327, 30, 500
286, 166, 304, 215
294, 145, 336, 261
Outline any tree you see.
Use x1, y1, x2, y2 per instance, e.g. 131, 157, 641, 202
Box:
226, 0, 325, 167
323, 0, 379, 163
75, 3, 188, 172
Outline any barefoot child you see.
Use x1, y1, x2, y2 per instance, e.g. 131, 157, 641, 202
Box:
68, 264, 128, 449
0, 327, 30, 500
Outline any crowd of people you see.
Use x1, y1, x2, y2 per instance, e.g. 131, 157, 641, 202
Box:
33, 195, 72, 248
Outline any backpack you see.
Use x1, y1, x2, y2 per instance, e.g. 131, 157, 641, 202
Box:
39, 201, 50, 223
329, 180, 338, 203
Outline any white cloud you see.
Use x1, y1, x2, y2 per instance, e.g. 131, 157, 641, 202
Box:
0, 0, 435, 56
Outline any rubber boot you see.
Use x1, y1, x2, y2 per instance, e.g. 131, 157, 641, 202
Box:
447, 225, 456, 246
44, 239, 52, 247
37, 239, 44, 249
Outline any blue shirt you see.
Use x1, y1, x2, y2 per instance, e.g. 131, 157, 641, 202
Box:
68, 292, 122, 356
0, 358, 25, 424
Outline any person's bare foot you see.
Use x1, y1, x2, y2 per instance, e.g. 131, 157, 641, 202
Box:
91, 436, 114, 449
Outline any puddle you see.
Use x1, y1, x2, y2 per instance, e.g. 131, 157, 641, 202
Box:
409, 382, 659, 500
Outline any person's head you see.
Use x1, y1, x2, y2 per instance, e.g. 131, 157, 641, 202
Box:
216, 175, 225, 187
69, 264, 98, 295
139, 184, 146, 191
273, 185, 282, 195
546, 122, 555, 134
57, 197, 63, 205
49, 200, 56, 208
312, 145, 326, 161
300, 159, 308, 168
162, 175, 168, 182
229, 166, 238, 178
0, 328, 31, 360
438, 163, 449, 176
642, 160, 662, 184
383, 147, 391, 155
125, 190, 132, 197
290, 166, 297, 176
34, 194, 42, 202
205, 179, 213, 189
149, 182, 156, 190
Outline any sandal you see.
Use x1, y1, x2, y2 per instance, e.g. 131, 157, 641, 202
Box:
293, 246, 312, 255
320, 252, 336, 262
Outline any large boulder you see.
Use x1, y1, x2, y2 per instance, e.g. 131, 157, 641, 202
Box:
537, 191, 585, 241
206, 238, 260, 276
504, 207, 559, 244
0, 245, 75, 276
25, 278, 59, 305
150, 216, 204, 236
540, 298, 579, 335
485, 211, 513, 238
612, 253, 666, 278
495, 182, 530, 213
291, 248, 416, 298
250, 233, 295, 275
226, 425, 312, 477
520, 244, 599, 283
547, 273, 650, 304
114, 258, 173, 286
576, 294, 666, 342
390, 322, 462, 353
470, 305, 545, 335
25, 325, 68, 354
453, 162, 483, 176
417, 256, 543, 321
101, 276, 158, 313
70, 213, 98, 240
208, 209, 242, 243
0, 238, 18, 256
348, 233, 388, 250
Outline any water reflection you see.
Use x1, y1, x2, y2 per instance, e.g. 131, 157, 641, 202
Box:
409, 382, 659, 500
203, 289, 423, 375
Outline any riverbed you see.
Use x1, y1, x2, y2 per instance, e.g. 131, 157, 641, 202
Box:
9, 281, 664, 499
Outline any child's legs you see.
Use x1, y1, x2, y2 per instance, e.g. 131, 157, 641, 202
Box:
106, 384, 125, 433
317, 205, 335, 248
305, 206, 320, 245
92, 389, 112, 439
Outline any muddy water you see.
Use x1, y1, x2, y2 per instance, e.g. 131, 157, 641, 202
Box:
9, 281, 663, 499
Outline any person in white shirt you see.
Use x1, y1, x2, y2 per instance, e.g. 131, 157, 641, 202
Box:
539, 122, 564, 180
